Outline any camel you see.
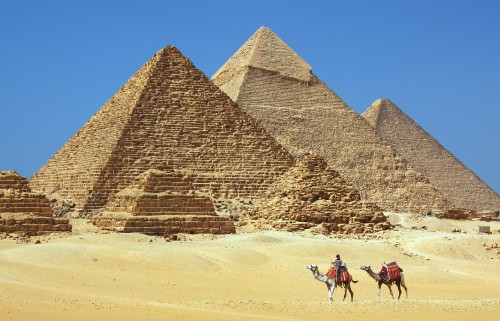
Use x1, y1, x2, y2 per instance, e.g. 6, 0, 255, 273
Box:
360, 265, 408, 300
306, 264, 358, 302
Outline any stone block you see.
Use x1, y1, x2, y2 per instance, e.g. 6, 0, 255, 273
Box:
475, 226, 490, 233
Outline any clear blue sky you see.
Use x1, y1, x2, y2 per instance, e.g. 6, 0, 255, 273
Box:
1, 0, 499, 195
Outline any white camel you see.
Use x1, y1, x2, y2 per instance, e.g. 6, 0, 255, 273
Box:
306, 264, 358, 302
360, 265, 408, 300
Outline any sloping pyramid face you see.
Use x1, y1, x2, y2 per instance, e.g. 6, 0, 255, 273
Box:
212, 27, 449, 212
30, 46, 294, 214
362, 99, 500, 211
247, 154, 390, 234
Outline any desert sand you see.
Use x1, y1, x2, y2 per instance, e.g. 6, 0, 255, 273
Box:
1, 213, 499, 321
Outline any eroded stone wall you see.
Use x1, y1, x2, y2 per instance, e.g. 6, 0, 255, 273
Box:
0, 171, 71, 235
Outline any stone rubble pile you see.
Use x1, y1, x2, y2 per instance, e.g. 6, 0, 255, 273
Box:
244, 154, 391, 234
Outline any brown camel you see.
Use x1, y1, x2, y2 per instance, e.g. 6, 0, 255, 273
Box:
306, 264, 358, 302
360, 265, 408, 300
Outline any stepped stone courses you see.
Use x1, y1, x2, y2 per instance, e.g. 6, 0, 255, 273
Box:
30, 45, 294, 217
0, 171, 71, 235
245, 153, 390, 234
362, 98, 500, 212
212, 27, 450, 213
92, 169, 235, 235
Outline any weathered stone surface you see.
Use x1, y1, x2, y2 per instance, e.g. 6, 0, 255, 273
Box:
0, 171, 71, 235
30, 45, 294, 215
362, 98, 500, 212
245, 153, 391, 234
212, 27, 449, 213
92, 169, 235, 235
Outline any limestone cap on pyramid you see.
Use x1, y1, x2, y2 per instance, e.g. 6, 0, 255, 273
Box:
363, 98, 411, 129
212, 27, 312, 100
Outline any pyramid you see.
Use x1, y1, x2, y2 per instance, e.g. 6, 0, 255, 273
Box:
212, 27, 449, 212
362, 98, 500, 211
246, 153, 390, 234
0, 171, 71, 235
92, 169, 235, 235
30, 45, 294, 215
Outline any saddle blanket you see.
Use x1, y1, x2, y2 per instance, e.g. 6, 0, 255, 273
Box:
380, 261, 401, 281
325, 268, 352, 282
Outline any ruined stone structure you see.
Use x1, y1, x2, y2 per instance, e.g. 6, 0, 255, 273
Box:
212, 27, 449, 212
30, 45, 294, 215
92, 169, 235, 235
362, 99, 500, 212
0, 171, 71, 235
246, 153, 390, 234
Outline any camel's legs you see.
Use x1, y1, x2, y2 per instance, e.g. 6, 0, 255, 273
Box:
328, 284, 335, 302
376, 282, 382, 301
343, 285, 347, 301
347, 284, 354, 302
401, 275, 408, 298
396, 282, 402, 299
387, 284, 394, 299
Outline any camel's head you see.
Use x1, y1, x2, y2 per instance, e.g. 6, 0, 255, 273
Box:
306, 264, 318, 272
360, 265, 370, 271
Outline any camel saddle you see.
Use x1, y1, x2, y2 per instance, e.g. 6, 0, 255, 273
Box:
325, 266, 351, 283
380, 261, 402, 281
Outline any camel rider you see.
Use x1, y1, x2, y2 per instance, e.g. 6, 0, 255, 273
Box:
333, 254, 343, 282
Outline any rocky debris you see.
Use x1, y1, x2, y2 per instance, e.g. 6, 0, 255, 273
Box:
48, 196, 76, 217
243, 153, 391, 235
436, 208, 476, 220
482, 242, 500, 258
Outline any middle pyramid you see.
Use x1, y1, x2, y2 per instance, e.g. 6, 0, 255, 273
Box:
212, 27, 449, 212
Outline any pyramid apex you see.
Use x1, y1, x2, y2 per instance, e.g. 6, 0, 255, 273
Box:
212, 27, 312, 83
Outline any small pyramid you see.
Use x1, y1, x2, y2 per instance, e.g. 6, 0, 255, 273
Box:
92, 169, 235, 235
0, 171, 71, 235
247, 154, 390, 234
30, 45, 294, 216
363, 98, 500, 211
213, 27, 449, 212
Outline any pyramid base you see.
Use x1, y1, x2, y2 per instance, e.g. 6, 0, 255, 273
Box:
0, 213, 72, 236
91, 212, 236, 235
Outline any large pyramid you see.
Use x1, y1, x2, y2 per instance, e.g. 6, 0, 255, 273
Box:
362, 98, 500, 211
30, 45, 294, 214
212, 27, 449, 212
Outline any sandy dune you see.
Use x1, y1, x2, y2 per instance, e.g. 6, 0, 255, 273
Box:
1, 214, 499, 321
